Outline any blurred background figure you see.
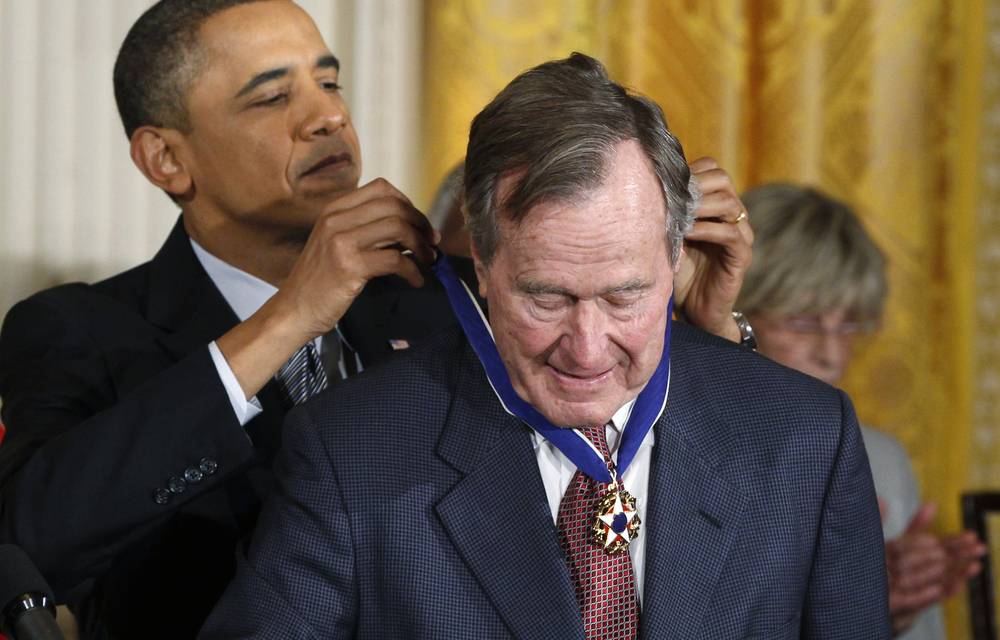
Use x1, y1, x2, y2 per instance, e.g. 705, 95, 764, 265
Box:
737, 183, 987, 639
426, 161, 471, 257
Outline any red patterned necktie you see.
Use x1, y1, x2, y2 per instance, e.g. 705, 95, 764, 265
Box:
557, 425, 640, 640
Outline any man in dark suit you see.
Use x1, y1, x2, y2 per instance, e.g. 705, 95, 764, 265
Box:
0, 2, 751, 638
202, 54, 890, 638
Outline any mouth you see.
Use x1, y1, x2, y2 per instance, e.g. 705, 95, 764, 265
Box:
300, 152, 352, 178
546, 363, 616, 389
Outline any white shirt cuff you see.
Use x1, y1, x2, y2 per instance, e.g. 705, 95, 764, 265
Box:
208, 341, 263, 427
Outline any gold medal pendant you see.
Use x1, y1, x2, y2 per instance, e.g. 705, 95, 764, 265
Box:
591, 481, 641, 554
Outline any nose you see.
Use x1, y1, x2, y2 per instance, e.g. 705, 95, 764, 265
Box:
560, 301, 611, 373
814, 332, 851, 381
297, 88, 349, 140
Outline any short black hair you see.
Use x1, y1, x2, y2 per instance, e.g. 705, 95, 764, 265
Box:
113, 0, 264, 139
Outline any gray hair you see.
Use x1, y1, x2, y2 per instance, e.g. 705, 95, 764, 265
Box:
736, 183, 888, 324
463, 53, 696, 266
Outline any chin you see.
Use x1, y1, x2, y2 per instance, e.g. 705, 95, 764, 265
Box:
536, 401, 616, 430
299, 173, 360, 201
802, 367, 841, 386
274, 220, 317, 245
514, 376, 623, 428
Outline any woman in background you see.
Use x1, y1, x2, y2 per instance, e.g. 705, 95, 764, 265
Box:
737, 183, 985, 639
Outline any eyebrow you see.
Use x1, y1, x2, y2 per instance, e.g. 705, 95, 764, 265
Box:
519, 281, 572, 297
602, 279, 651, 295
518, 278, 650, 298
317, 54, 340, 71
234, 54, 341, 99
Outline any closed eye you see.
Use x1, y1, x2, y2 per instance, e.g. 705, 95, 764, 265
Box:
605, 291, 643, 308
532, 294, 570, 311
252, 92, 288, 107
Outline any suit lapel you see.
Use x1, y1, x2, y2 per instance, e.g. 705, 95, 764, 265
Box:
339, 269, 462, 369
144, 217, 288, 455
435, 344, 583, 640
145, 218, 241, 358
639, 345, 748, 639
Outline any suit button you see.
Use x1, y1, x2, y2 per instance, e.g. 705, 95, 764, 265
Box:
184, 467, 204, 484
199, 458, 218, 475
167, 476, 186, 494
153, 488, 171, 505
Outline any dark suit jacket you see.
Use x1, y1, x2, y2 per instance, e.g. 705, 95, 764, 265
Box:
201, 324, 891, 639
0, 219, 460, 638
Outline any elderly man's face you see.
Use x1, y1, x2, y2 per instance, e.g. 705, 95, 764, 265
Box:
475, 140, 676, 428
177, 1, 361, 234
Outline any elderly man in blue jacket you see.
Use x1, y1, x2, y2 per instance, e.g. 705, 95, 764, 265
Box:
202, 52, 889, 640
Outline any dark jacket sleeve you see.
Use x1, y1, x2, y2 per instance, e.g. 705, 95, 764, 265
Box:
801, 389, 892, 639
0, 291, 256, 597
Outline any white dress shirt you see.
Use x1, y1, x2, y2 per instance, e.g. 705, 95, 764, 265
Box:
530, 397, 659, 605
190, 239, 358, 426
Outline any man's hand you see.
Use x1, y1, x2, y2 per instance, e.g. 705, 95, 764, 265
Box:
218, 178, 439, 398
673, 157, 752, 343
272, 179, 439, 340
884, 502, 987, 634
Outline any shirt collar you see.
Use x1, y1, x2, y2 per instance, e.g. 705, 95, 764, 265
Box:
529, 397, 643, 453
610, 400, 635, 432
190, 238, 278, 322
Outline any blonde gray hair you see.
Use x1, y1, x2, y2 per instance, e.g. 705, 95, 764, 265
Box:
737, 183, 887, 324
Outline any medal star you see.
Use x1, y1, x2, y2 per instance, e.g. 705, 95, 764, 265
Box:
598, 492, 637, 547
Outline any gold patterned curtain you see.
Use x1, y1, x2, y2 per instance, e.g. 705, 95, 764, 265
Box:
422, 1, 999, 636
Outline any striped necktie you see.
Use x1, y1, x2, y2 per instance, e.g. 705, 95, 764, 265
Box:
557, 424, 640, 640
321, 330, 358, 379
277, 341, 329, 405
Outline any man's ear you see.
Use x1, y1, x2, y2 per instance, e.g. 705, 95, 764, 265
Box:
470, 241, 489, 300
129, 126, 193, 197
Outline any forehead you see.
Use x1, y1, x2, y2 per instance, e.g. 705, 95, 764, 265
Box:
499, 140, 668, 255
490, 142, 671, 298
196, 1, 332, 80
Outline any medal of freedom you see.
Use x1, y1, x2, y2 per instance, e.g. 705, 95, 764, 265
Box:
592, 482, 641, 554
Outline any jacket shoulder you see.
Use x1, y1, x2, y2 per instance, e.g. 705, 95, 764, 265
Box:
671, 322, 845, 410
6, 260, 152, 322
668, 322, 856, 482
304, 326, 464, 424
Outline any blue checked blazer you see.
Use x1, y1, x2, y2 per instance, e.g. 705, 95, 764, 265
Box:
201, 323, 891, 639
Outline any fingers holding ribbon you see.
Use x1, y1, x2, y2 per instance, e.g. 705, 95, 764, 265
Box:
687, 157, 753, 235
673, 157, 753, 343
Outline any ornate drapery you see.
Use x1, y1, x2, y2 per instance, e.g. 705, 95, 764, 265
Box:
422, 2, 999, 635
975, 3, 1000, 493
